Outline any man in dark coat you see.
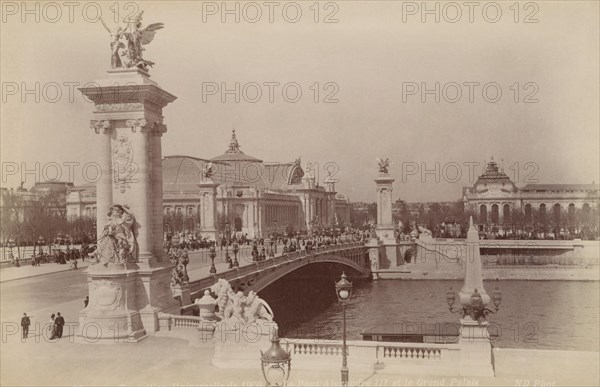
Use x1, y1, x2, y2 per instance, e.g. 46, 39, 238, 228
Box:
21, 313, 30, 339
54, 312, 65, 338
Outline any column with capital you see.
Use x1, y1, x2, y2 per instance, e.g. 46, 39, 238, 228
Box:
90, 120, 113, 242
374, 176, 395, 243
78, 68, 178, 342
126, 118, 154, 266
199, 177, 219, 242
374, 161, 400, 267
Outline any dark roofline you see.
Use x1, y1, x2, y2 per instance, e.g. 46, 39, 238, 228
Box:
521, 183, 599, 191
164, 155, 230, 165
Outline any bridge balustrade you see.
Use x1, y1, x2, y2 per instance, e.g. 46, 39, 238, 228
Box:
157, 312, 202, 330
280, 338, 460, 372
189, 242, 369, 299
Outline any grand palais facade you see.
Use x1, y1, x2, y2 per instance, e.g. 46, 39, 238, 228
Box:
66, 131, 351, 239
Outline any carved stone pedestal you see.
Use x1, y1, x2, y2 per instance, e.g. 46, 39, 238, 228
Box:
366, 238, 382, 280
78, 264, 146, 343
171, 283, 192, 307
212, 321, 278, 369
457, 318, 495, 377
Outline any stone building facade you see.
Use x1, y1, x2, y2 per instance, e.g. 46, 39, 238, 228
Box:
66, 131, 351, 238
463, 158, 599, 232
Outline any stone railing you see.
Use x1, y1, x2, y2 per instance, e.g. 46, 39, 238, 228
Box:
189, 241, 367, 298
377, 344, 442, 360
280, 338, 461, 375
157, 312, 202, 330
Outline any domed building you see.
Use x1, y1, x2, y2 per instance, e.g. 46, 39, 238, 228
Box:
463, 157, 598, 235
67, 130, 351, 239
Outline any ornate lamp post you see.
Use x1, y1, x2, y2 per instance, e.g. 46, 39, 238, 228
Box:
7, 239, 16, 264
209, 245, 217, 275
446, 216, 502, 323
282, 238, 288, 254
273, 219, 278, 254
335, 272, 353, 386
37, 235, 45, 255
447, 287, 502, 322
260, 329, 291, 386
269, 237, 275, 258
232, 242, 239, 268
225, 220, 232, 268
252, 238, 259, 262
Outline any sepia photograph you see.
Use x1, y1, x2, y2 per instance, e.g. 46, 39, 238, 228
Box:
0, 1, 599, 386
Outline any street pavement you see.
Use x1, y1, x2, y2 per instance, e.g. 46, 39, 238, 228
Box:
0, 245, 280, 330
1, 329, 597, 386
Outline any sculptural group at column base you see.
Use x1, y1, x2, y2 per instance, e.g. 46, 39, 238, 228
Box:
191, 279, 279, 368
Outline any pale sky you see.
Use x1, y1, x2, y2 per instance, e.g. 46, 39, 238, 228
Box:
1, 1, 599, 202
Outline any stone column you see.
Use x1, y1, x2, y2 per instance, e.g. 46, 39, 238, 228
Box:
78, 68, 178, 342
91, 120, 113, 242
151, 126, 166, 262
199, 179, 219, 241
375, 174, 395, 239
127, 118, 154, 267
374, 171, 398, 268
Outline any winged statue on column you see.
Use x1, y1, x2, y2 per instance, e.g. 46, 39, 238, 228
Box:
100, 11, 164, 71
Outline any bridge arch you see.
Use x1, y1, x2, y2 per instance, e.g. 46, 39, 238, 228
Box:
188, 244, 370, 300
248, 254, 369, 293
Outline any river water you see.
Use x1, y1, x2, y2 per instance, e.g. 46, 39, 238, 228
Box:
268, 278, 600, 351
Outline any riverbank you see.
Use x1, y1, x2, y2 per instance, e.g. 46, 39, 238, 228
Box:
375, 265, 600, 281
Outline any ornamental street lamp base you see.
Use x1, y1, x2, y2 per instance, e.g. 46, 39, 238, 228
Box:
341, 366, 349, 386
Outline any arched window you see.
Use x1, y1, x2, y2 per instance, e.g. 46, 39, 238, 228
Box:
525, 204, 532, 224
480, 204, 487, 223
491, 204, 499, 224
553, 204, 561, 225
568, 203, 576, 225
539, 203, 547, 224
583, 203, 591, 225
234, 217, 242, 232
503, 204, 511, 224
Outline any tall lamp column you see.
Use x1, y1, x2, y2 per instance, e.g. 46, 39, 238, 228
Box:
335, 272, 353, 386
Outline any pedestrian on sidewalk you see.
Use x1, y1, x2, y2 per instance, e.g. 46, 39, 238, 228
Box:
48, 314, 55, 337
21, 313, 30, 339
84, 296, 89, 308
51, 312, 65, 339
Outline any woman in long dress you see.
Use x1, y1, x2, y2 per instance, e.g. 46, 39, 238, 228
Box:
97, 205, 138, 265
48, 314, 56, 339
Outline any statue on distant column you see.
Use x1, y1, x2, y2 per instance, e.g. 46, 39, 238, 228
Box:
96, 205, 138, 265
203, 162, 215, 179
170, 248, 190, 292
376, 157, 390, 174
100, 11, 164, 71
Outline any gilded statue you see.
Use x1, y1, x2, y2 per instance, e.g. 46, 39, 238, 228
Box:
100, 11, 164, 71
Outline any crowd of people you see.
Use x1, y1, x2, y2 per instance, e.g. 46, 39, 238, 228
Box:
3, 244, 94, 269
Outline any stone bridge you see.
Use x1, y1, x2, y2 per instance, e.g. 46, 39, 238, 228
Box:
188, 242, 370, 301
